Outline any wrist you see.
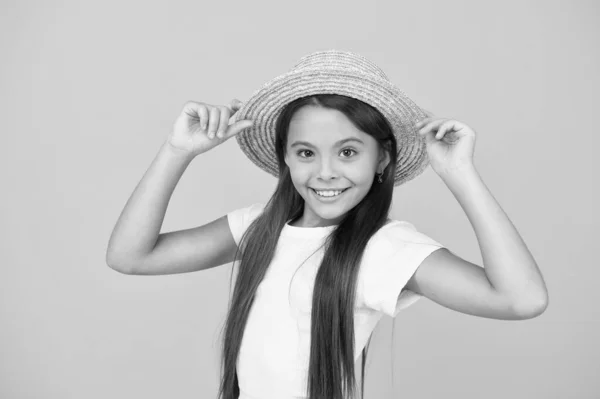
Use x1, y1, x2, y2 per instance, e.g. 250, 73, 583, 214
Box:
162, 140, 196, 163
437, 162, 477, 177
437, 163, 480, 186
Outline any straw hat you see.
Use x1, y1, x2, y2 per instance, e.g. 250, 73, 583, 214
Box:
233, 49, 430, 187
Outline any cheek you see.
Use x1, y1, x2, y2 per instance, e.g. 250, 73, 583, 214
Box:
288, 161, 376, 183
288, 165, 310, 181
288, 172, 310, 193
348, 167, 376, 184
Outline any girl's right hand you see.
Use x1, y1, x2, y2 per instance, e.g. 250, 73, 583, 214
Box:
167, 99, 253, 157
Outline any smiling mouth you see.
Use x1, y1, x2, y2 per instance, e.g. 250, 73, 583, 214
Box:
310, 188, 350, 196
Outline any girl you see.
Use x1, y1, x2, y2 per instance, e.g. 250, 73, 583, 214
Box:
106, 50, 549, 399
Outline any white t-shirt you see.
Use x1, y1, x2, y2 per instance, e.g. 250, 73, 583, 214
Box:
227, 203, 445, 399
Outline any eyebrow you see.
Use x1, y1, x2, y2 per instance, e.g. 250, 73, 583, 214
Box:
290, 138, 365, 148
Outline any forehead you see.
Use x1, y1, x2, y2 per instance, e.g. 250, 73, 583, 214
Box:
287, 106, 366, 143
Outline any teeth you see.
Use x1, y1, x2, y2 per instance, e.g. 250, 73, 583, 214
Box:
314, 189, 344, 197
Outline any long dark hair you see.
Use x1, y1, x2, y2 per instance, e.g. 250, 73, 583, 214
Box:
217, 94, 398, 399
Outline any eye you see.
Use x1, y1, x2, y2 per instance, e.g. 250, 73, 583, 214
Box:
297, 149, 313, 158
296, 148, 358, 158
340, 148, 357, 157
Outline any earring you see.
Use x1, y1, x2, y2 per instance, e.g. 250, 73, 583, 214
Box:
376, 171, 383, 183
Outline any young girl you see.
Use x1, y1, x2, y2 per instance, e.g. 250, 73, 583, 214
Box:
106, 50, 549, 399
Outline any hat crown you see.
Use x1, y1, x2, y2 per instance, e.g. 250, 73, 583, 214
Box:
290, 50, 389, 80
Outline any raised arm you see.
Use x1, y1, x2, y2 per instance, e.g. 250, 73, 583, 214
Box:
403, 114, 548, 320
105, 100, 253, 275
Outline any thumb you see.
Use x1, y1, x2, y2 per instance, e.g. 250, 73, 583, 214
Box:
224, 119, 254, 140
421, 108, 435, 118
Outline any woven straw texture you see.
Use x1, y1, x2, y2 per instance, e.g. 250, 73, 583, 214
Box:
234, 50, 430, 187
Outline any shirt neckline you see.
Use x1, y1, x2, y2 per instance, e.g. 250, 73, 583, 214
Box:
280, 218, 397, 239
281, 221, 337, 238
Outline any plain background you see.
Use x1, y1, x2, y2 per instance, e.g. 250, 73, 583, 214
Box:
1, 0, 598, 398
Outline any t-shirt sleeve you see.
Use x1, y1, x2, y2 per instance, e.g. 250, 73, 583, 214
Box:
360, 221, 446, 318
226, 202, 266, 246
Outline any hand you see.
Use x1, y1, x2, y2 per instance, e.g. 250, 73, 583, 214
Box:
415, 109, 477, 175
166, 99, 253, 157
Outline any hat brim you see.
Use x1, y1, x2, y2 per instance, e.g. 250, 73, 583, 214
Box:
234, 69, 430, 186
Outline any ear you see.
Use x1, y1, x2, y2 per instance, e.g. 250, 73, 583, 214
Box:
378, 147, 391, 172
284, 150, 290, 168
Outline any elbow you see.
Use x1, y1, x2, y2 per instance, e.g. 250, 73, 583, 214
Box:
513, 291, 549, 320
105, 251, 135, 275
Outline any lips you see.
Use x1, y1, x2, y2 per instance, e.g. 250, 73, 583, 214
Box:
310, 188, 349, 194
310, 188, 350, 198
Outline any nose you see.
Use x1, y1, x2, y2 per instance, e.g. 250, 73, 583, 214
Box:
316, 157, 339, 181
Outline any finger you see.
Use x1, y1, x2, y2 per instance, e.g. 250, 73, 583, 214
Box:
435, 120, 455, 140
216, 106, 231, 138
182, 101, 204, 128
415, 118, 430, 128
207, 107, 220, 139
197, 104, 209, 131
435, 123, 448, 140
230, 98, 244, 112
224, 119, 254, 140
418, 118, 448, 135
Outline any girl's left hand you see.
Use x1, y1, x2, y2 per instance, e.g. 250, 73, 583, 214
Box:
415, 109, 477, 175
